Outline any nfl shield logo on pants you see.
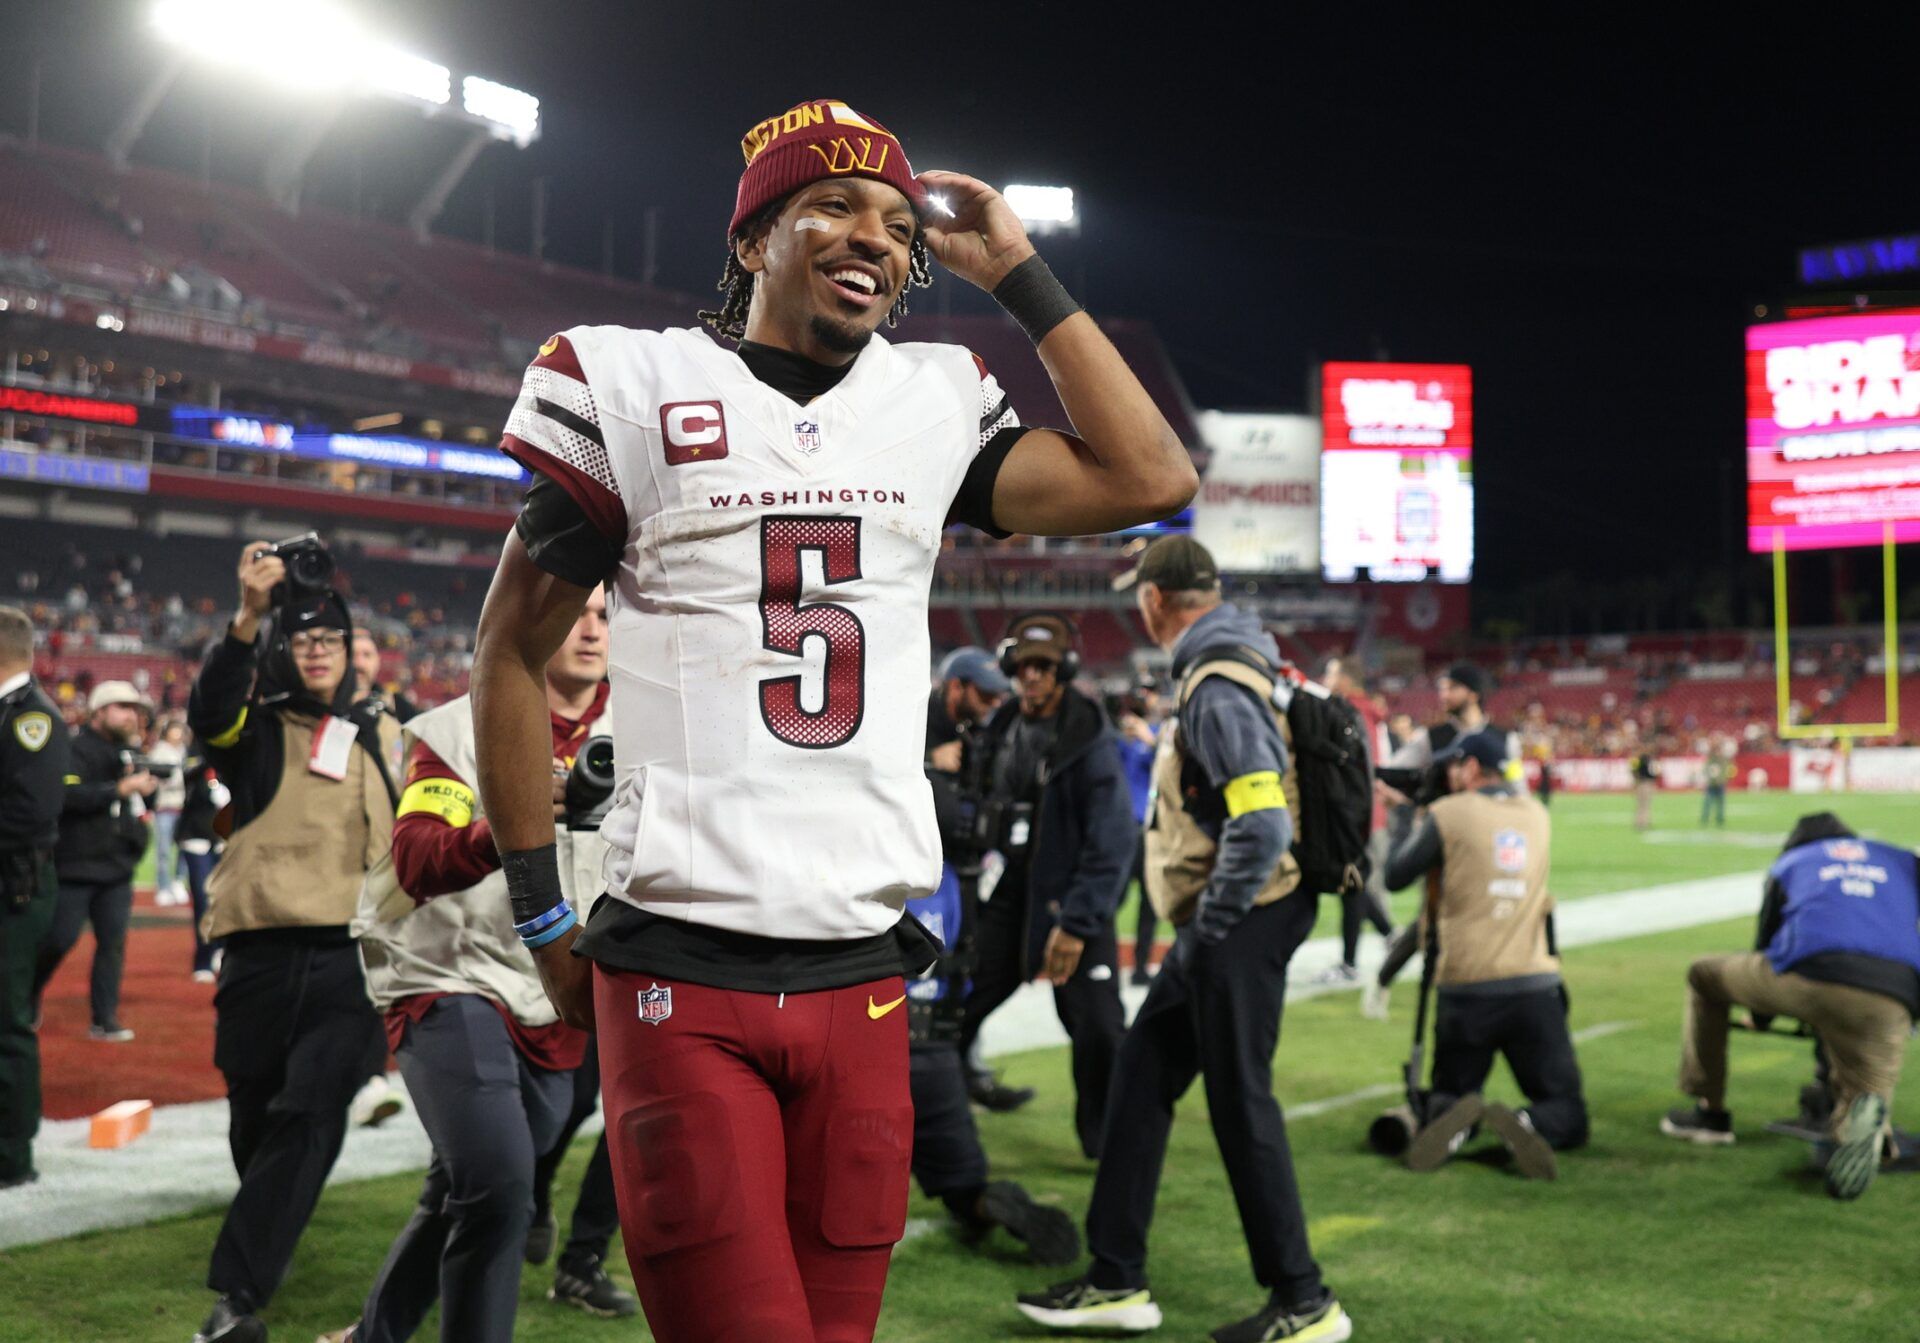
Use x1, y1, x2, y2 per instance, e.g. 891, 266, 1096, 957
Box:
639, 983, 673, 1025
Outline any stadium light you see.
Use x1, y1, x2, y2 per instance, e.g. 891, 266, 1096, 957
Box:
462, 76, 540, 146
1003, 184, 1077, 234
367, 48, 452, 107
151, 0, 364, 88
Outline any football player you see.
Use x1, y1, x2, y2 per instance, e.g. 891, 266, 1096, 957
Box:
471, 98, 1195, 1343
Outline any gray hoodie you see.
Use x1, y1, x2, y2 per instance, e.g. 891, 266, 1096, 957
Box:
1169, 603, 1295, 945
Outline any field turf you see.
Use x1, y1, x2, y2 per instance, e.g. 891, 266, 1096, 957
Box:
2, 791, 1915, 1342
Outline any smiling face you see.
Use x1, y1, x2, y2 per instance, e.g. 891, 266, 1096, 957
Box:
289, 627, 348, 699
737, 178, 918, 360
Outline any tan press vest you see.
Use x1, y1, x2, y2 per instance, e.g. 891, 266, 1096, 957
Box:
1143, 658, 1302, 927
353, 694, 612, 1028
1428, 788, 1558, 988
202, 712, 396, 940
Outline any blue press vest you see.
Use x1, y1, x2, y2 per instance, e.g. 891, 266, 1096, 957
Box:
1766, 837, 1920, 978
905, 864, 965, 1004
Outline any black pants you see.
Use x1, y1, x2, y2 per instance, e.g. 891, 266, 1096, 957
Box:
359, 996, 572, 1343
1086, 896, 1323, 1306
207, 936, 385, 1309
33, 877, 133, 1027
1429, 985, 1589, 1150
959, 883, 1125, 1159
182, 850, 219, 974
1, 881, 55, 1182
909, 1041, 990, 1211
1130, 836, 1158, 976
530, 1039, 621, 1272
1338, 887, 1391, 968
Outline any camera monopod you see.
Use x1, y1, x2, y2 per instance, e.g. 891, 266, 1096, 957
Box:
1369, 875, 1440, 1156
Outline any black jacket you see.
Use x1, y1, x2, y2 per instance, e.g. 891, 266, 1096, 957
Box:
973, 685, 1133, 971
188, 632, 396, 831
0, 676, 67, 853
55, 725, 150, 885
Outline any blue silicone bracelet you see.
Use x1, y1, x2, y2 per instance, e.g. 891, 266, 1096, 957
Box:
521, 905, 577, 950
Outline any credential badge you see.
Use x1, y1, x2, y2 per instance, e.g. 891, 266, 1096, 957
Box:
638, 983, 673, 1025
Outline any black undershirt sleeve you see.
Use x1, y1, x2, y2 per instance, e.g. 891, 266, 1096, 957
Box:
514, 472, 622, 589
947, 425, 1029, 538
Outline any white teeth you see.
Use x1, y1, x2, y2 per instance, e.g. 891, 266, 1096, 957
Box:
829, 269, 877, 295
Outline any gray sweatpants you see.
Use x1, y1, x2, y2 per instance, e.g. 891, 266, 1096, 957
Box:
357, 994, 573, 1343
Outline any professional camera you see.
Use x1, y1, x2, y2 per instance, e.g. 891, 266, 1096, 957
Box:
254, 531, 335, 604
564, 737, 616, 832
121, 750, 178, 780
1375, 762, 1449, 808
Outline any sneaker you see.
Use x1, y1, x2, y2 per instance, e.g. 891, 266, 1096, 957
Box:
1660, 1104, 1734, 1146
1359, 982, 1391, 1021
193, 1295, 266, 1343
980, 1180, 1081, 1266
349, 1074, 404, 1129
1129, 968, 1154, 988
1017, 1277, 1162, 1332
1310, 963, 1359, 987
192, 969, 217, 985
0, 1170, 39, 1192
1825, 1093, 1889, 1201
1482, 1103, 1558, 1180
1210, 1292, 1353, 1343
550, 1255, 640, 1318
315, 1326, 359, 1343
1406, 1094, 1482, 1172
524, 1207, 557, 1265
968, 1073, 1037, 1113
88, 1023, 135, 1043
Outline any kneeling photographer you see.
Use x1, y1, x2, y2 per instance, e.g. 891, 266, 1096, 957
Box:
1384, 729, 1588, 1180
185, 535, 401, 1343
330, 585, 634, 1343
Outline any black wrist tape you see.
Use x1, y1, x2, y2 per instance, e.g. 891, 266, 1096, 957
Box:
501, 844, 564, 925
991, 254, 1082, 345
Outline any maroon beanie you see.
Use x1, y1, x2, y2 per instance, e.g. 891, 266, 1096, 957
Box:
729, 98, 929, 238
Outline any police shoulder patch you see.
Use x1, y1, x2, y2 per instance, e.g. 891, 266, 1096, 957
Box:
13, 711, 52, 752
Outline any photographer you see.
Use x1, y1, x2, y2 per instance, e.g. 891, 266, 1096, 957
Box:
185, 538, 401, 1343
324, 586, 633, 1343
1661, 813, 1918, 1201
32, 681, 157, 1042
1385, 729, 1588, 1179
1, 605, 69, 1191
958, 614, 1131, 1161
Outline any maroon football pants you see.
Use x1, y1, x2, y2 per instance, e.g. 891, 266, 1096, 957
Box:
593, 967, 912, 1343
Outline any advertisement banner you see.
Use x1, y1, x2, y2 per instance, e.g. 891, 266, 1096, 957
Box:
1746, 310, 1920, 552
1192, 411, 1320, 574
1320, 362, 1474, 583
1840, 747, 1920, 792
1789, 747, 1848, 793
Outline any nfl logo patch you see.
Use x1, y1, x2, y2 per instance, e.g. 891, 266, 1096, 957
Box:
1827, 840, 1869, 862
638, 983, 673, 1026
791, 419, 823, 455
1494, 829, 1527, 873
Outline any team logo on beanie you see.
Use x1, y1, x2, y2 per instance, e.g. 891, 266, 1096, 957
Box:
729, 98, 927, 239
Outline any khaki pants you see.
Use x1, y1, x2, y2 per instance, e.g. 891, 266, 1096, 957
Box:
1681, 952, 1910, 1139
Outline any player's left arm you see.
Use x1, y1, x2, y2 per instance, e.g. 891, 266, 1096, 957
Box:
918, 171, 1197, 537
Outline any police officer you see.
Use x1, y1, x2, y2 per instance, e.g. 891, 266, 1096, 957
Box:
1387, 729, 1588, 1180
1661, 812, 1919, 1201
33, 679, 157, 1042
959, 614, 1132, 1160
0, 606, 69, 1191
1020, 537, 1350, 1343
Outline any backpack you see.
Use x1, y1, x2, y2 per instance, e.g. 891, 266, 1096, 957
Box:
1191, 646, 1373, 897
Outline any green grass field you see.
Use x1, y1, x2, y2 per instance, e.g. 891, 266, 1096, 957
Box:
5, 792, 1917, 1342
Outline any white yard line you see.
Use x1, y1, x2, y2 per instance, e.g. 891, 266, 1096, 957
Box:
0, 870, 1759, 1252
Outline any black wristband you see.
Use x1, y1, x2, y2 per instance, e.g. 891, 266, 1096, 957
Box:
501, 844, 564, 925
991, 254, 1082, 345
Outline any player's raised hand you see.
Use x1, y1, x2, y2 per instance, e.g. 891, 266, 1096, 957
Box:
916, 170, 1037, 293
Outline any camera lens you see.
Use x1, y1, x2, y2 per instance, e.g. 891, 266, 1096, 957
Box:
288, 546, 334, 591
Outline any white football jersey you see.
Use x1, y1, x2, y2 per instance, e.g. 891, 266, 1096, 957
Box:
503, 325, 1017, 940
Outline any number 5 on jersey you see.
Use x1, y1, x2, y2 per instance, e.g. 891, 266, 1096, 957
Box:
759, 516, 865, 749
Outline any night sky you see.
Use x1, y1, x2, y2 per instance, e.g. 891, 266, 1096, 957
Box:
9, 3, 1920, 616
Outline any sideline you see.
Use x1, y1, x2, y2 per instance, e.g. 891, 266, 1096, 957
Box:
0, 871, 1760, 1252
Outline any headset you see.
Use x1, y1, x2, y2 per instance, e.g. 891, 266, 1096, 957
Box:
995, 611, 1081, 682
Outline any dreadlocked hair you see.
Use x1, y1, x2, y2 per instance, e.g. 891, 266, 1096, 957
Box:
698, 197, 934, 342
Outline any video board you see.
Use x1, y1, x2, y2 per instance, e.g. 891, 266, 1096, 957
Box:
1319, 362, 1473, 583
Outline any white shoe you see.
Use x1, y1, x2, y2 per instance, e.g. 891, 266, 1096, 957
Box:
1361, 982, 1391, 1020
349, 1074, 405, 1129
191, 969, 216, 985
